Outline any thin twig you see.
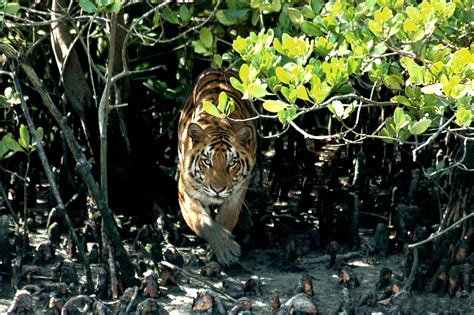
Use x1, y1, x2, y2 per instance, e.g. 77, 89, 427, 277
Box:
159, 260, 238, 304
412, 115, 456, 161
408, 212, 474, 249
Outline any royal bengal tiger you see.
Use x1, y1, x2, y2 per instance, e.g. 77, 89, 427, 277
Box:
178, 69, 257, 266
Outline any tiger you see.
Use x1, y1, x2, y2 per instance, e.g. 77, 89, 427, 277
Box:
177, 69, 257, 266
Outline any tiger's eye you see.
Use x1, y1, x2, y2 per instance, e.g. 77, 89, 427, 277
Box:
228, 159, 238, 168
202, 159, 212, 167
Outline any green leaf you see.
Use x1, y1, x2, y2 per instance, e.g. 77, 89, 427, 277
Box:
19, 124, 30, 150
393, 107, 405, 128
4, 3, 20, 14
275, 67, 291, 84
374, 7, 392, 22
384, 74, 404, 90
247, 83, 267, 98
403, 19, 418, 33
179, 4, 191, 23
191, 40, 210, 56
203, 101, 222, 117
400, 57, 425, 85
162, 7, 180, 24
288, 8, 304, 25
232, 36, 248, 54
301, 5, 316, 19
218, 92, 228, 113
409, 118, 431, 135
200, 27, 213, 49
0, 139, 7, 159
455, 107, 472, 128
300, 21, 323, 37
230, 77, 244, 93
296, 85, 309, 101
278, 106, 297, 124
311, 0, 323, 14
35, 127, 44, 146
391, 95, 412, 107
216, 9, 249, 26
263, 100, 287, 113
2, 134, 23, 155
79, 0, 98, 13
105, 0, 121, 13
239, 64, 249, 86
213, 54, 223, 67
373, 42, 388, 56
368, 20, 383, 36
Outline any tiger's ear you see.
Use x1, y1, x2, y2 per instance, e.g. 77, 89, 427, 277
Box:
188, 123, 205, 143
237, 126, 253, 148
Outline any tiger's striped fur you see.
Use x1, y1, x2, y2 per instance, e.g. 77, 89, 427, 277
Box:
178, 69, 257, 266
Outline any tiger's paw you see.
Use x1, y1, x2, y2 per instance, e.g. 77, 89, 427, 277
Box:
208, 237, 241, 267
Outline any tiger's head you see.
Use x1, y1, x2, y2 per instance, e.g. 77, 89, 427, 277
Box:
184, 122, 254, 205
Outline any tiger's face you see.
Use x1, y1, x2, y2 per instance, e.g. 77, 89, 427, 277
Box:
184, 122, 254, 205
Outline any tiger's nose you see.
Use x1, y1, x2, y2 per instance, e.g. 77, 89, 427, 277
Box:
210, 185, 226, 194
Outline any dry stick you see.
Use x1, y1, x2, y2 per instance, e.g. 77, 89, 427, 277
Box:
103, 230, 119, 301
302, 252, 362, 264
125, 286, 139, 314
0, 43, 137, 288
408, 212, 474, 249
0, 182, 20, 225
403, 248, 418, 292
11, 67, 94, 293
159, 260, 238, 304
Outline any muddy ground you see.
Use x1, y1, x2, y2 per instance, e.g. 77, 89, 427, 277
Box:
1, 227, 473, 314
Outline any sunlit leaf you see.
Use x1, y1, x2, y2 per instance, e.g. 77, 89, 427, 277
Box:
288, 8, 304, 25
275, 67, 291, 84
218, 92, 228, 113
200, 27, 213, 49
393, 107, 405, 128
239, 64, 249, 86
203, 101, 222, 117
247, 83, 267, 98
328, 100, 345, 120
19, 124, 30, 150
455, 107, 472, 127
403, 19, 418, 33
233, 36, 248, 54
409, 119, 432, 135
421, 83, 443, 95
296, 85, 309, 101
263, 100, 287, 113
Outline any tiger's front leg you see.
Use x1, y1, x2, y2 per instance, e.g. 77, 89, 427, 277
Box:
215, 188, 247, 232
179, 187, 241, 267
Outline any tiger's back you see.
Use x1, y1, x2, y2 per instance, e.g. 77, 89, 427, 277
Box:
178, 69, 257, 266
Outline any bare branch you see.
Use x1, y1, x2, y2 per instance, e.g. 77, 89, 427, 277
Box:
408, 212, 474, 250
